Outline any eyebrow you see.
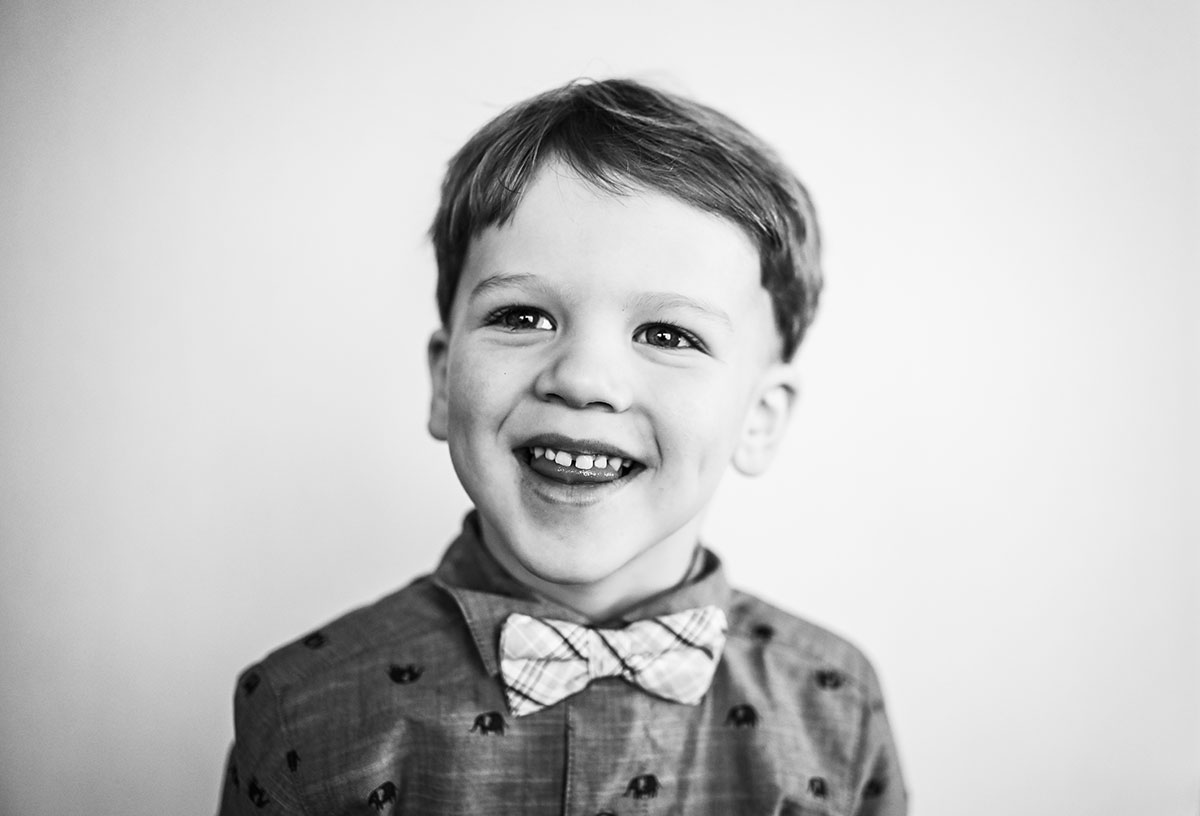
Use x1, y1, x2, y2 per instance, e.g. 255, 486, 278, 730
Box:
467, 272, 546, 302
630, 292, 733, 329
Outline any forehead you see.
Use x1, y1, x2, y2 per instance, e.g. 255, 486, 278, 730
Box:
460, 164, 771, 320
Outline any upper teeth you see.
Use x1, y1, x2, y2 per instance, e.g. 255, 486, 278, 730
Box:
533, 446, 627, 471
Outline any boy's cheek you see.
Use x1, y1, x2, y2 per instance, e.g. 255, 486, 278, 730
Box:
450, 345, 530, 400
447, 366, 504, 414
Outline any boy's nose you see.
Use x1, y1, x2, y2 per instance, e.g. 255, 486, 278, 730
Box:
534, 334, 633, 412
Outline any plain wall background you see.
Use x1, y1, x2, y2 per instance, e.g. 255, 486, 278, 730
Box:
1, 1, 1197, 814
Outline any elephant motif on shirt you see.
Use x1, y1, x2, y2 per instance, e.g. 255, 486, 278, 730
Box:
246, 777, 270, 807
241, 672, 261, 696
388, 664, 424, 684
624, 774, 660, 799
367, 781, 397, 811
470, 711, 506, 735
814, 669, 844, 689
725, 703, 759, 728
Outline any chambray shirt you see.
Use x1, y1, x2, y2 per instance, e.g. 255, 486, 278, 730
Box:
218, 514, 906, 815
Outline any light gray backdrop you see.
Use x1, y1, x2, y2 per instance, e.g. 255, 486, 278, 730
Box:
1, 1, 1197, 814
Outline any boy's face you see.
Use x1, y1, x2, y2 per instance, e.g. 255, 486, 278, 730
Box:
428, 163, 795, 614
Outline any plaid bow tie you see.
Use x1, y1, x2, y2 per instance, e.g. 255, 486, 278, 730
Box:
499, 606, 728, 717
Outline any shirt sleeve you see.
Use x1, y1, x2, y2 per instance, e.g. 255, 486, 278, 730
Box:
217, 667, 306, 816
850, 695, 907, 816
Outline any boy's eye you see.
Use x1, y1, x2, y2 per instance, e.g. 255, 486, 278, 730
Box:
488, 306, 554, 332
635, 324, 701, 350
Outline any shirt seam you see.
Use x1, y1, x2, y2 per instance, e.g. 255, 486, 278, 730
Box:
845, 695, 879, 815
562, 701, 575, 816
266, 671, 316, 816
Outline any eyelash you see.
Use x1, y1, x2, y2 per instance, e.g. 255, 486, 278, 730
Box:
634, 324, 705, 352
483, 304, 707, 353
484, 305, 554, 332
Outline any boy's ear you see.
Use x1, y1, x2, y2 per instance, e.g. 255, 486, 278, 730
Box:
427, 328, 450, 441
732, 363, 797, 476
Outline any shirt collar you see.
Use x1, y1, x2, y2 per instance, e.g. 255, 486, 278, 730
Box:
432, 512, 733, 677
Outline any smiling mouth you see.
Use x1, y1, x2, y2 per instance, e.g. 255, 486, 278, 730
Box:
517, 444, 642, 486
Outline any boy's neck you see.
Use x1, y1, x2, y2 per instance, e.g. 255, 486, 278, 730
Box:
477, 521, 703, 623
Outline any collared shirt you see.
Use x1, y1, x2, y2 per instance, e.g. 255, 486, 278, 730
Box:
218, 514, 906, 815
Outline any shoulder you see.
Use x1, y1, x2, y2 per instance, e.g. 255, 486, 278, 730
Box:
725, 589, 886, 704
234, 572, 464, 704
717, 590, 907, 812
222, 575, 477, 812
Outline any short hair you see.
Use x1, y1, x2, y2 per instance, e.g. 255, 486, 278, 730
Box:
430, 78, 823, 360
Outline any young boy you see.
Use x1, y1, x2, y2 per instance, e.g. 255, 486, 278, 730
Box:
219, 78, 906, 815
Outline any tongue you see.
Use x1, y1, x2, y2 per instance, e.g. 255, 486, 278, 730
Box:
529, 455, 624, 485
